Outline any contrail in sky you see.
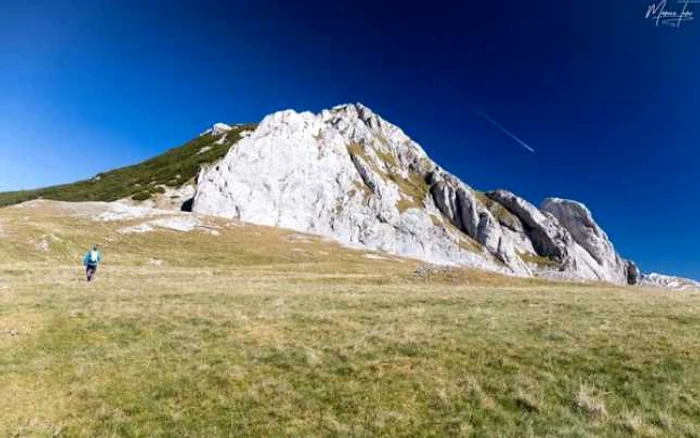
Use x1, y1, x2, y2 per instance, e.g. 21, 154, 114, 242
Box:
475, 108, 536, 153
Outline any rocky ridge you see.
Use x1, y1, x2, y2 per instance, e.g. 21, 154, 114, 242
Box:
192, 103, 641, 285
641, 273, 700, 291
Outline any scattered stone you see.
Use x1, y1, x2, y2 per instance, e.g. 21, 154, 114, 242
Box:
33, 237, 51, 253
118, 216, 207, 234
286, 234, 315, 243
118, 223, 154, 234
413, 264, 457, 279
95, 203, 172, 221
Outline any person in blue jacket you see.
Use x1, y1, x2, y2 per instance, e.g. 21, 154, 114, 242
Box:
83, 244, 102, 282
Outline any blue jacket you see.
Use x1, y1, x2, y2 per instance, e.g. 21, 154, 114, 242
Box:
83, 250, 102, 267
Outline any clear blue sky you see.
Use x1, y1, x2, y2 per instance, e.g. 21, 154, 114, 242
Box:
1, 0, 698, 279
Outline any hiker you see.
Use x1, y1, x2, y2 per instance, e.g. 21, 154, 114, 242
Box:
83, 244, 102, 282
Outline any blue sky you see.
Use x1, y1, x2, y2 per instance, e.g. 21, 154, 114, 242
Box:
1, 0, 699, 278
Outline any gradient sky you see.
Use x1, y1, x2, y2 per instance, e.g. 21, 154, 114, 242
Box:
1, 0, 699, 278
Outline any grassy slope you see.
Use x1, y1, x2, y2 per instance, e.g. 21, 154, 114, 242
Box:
1, 203, 700, 437
0, 124, 256, 207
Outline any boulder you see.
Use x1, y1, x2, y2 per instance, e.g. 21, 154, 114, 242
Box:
626, 260, 641, 285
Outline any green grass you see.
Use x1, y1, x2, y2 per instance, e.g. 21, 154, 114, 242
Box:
2, 203, 700, 437
0, 124, 256, 207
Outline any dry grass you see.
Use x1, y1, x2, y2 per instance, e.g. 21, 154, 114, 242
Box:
388, 172, 429, 213
519, 250, 559, 267
375, 149, 399, 169
1, 202, 700, 437
574, 384, 608, 417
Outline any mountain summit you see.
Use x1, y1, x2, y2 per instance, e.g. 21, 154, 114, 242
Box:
192, 103, 638, 284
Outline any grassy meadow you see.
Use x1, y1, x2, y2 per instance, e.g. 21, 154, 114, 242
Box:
1, 202, 700, 437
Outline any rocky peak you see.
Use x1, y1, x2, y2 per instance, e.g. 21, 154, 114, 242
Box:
191, 103, 641, 285
201, 122, 233, 137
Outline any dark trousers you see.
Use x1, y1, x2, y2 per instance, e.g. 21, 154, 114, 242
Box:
86, 264, 98, 281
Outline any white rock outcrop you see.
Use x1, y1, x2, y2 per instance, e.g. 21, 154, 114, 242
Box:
540, 198, 637, 284
193, 104, 504, 271
641, 273, 700, 291
192, 103, 639, 284
200, 123, 232, 137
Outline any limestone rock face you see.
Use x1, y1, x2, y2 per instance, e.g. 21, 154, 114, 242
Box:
540, 198, 634, 285
427, 172, 530, 275
541, 198, 615, 264
486, 190, 622, 283
487, 190, 571, 261
192, 103, 639, 284
193, 104, 506, 271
